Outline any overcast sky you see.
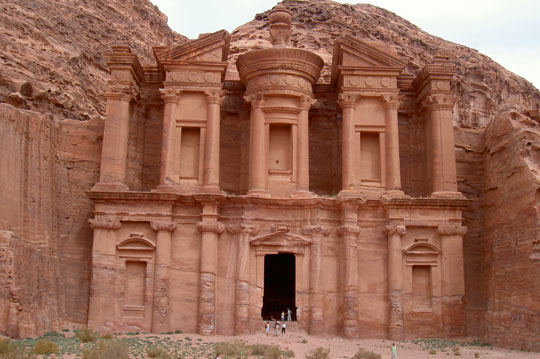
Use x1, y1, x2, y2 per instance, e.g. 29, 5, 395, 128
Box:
149, 0, 539, 90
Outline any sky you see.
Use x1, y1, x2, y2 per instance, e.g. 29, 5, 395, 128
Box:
149, 0, 540, 90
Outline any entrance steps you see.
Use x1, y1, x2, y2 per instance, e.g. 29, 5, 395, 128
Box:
263, 320, 307, 334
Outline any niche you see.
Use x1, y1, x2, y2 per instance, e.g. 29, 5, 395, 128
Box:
124, 261, 147, 308
268, 124, 292, 172
360, 132, 381, 184
412, 265, 432, 308
179, 127, 201, 179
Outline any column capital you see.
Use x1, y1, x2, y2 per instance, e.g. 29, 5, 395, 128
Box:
437, 225, 467, 236
226, 223, 260, 236
197, 221, 224, 234
382, 94, 400, 110
338, 225, 360, 236
299, 95, 317, 111
150, 220, 177, 232
270, 224, 290, 233
104, 85, 135, 101
302, 225, 331, 236
89, 219, 121, 230
205, 89, 224, 105
159, 88, 182, 103
244, 92, 265, 109
338, 93, 357, 109
419, 94, 455, 111
385, 224, 406, 236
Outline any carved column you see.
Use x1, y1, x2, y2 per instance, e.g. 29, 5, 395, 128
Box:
156, 89, 181, 191
150, 220, 176, 334
294, 95, 316, 196
202, 90, 223, 192
385, 224, 406, 340
383, 95, 402, 190
338, 93, 357, 192
423, 94, 458, 194
338, 224, 360, 338
438, 225, 467, 336
197, 203, 224, 335
303, 225, 330, 335
93, 88, 133, 191
246, 93, 269, 197
227, 223, 260, 334
88, 219, 121, 331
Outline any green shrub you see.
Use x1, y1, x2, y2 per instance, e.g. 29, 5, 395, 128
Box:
474, 353, 480, 358
146, 345, 171, 359
429, 349, 437, 354
283, 348, 296, 357
352, 348, 381, 359
174, 329, 182, 334
101, 333, 113, 340
76, 328, 99, 343
82, 339, 129, 359
305, 347, 330, 359
300, 339, 308, 344
214, 341, 250, 359
32, 339, 59, 355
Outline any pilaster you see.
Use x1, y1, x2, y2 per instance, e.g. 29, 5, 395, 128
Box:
385, 224, 406, 340
382, 94, 402, 191
246, 92, 270, 197
201, 90, 224, 193
338, 93, 358, 194
293, 95, 317, 197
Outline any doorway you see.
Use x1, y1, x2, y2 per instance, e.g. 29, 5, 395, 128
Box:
261, 253, 296, 321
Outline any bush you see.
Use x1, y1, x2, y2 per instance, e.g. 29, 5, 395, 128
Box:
474, 353, 480, 358
305, 347, 330, 359
101, 333, 113, 340
76, 328, 99, 343
32, 339, 59, 355
82, 339, 129, 359
146, 345, 171, 359
301, 339, 308, 344
283, 348, 295, 357
429, 349, 437, 354
214, 341, 251, 359
352, 348, 381, 359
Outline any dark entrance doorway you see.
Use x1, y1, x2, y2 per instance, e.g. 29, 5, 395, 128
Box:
262, 253, 296, 321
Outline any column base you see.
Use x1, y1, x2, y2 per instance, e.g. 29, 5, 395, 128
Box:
199, 185, 225, 195
247, 189, 271, 198
431, 191, 466, 199
153, 183, 180, 193
338, 189, 365, 198
91, 181, 129, 192
382, 189, 409, 199
291, 189, 315, 198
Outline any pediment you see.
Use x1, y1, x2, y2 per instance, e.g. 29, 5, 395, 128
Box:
154, 30, 230, 64
404, 242, 440, 256
250, 231, 312, 247
117, 233, 155, 251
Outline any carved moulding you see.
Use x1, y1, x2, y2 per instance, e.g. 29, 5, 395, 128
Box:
89, 219, 122, 230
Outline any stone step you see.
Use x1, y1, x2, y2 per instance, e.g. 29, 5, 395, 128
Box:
262, 320, 307, 334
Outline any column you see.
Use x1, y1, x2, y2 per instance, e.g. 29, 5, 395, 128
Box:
202, 90, 223, 192
247, 92, 269, 197
338, 223, 360, 338
338, 93, 357, 193
302, 225, 330, 335
150, 220, 176, 334
385, 224, 406, 340
294, 95, 316, 196
156, 89, 181, 191
383, 94, 402, 190
92, 89, 133, 191
438, 225, 467, 337
197, 203, 224, 335
88, 219, 121, 331
423, 95, 458, 195
227, 223, 260, 335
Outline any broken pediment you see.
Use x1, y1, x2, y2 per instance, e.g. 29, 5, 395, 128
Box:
154, 30, 230, 65
117, 233, 155, 251
250, 231, 312, 248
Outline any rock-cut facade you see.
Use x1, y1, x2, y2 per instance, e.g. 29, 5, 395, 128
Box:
87, 5, 469, 339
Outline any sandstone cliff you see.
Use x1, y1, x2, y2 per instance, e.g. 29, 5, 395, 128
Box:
0, 0, 539, 350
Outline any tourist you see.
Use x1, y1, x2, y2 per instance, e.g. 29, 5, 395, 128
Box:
215, 353, 221, 359
274, 320, 280, 336
265, 321, 270, 336
281, 311, 285, 321
287, 307, 292, 321
391, 343, 397, 359
281, 321, 286, 335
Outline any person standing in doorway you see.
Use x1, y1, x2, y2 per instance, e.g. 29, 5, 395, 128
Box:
281, 321, 286, 335
265, 321, 270, 336
391, 343, 397, 359
287, 308, 292, 322
274, 320, 279, 336
281, 311, 285, 321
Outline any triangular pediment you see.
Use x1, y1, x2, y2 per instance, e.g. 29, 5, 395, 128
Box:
250, 231, 312, 247
154, 30, 230, 64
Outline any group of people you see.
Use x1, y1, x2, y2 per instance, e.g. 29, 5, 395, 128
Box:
265, 308, 292, 336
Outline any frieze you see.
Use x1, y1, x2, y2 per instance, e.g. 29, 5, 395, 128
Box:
344, 75, 396, 89
437, 225, 467, 236
302, 225, 331, 236
166, 71, 221, 85
246, 74, 313, 93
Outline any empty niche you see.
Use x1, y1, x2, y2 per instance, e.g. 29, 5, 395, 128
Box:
179, 127, 200, 179
124, 261, 147, 308
269, 124, 292, 171
412, 265, 432, 309
360, 132, 381, 183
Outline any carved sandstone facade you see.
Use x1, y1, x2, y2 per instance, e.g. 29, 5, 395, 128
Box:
87, 5, 468, 338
